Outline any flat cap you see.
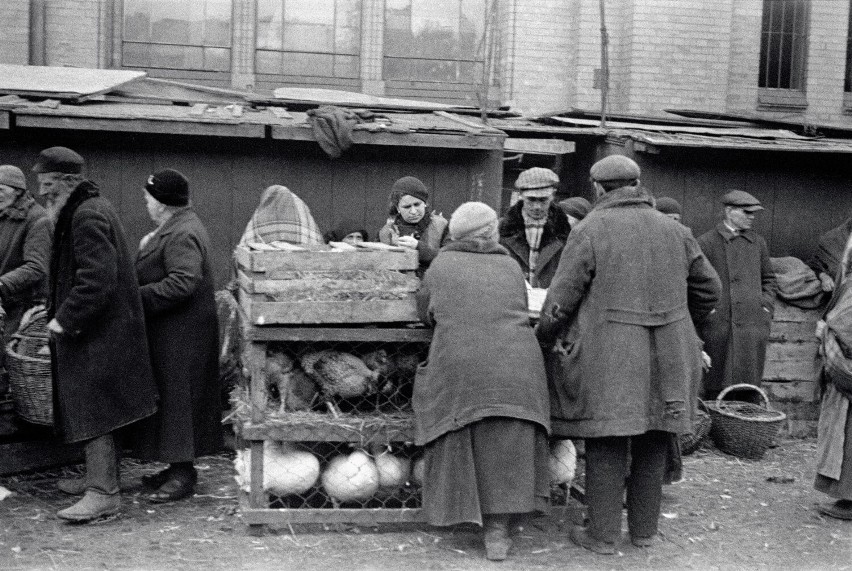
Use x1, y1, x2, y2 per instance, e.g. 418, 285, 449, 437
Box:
721, 189, 763, 212
515, 167, 559, 196
0, 165, 27, 190
589, 155, 641, 181
558, 196, 592, 220
32, 146, 84, 174
655, 196, 682, 216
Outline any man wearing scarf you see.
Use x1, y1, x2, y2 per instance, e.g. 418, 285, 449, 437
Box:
498, 167, 570, 288
35, 146, 157, 523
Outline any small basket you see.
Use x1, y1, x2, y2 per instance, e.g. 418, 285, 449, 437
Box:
6, 308, 53, 426
705, 384, 785, 460
679, 400, 712, 456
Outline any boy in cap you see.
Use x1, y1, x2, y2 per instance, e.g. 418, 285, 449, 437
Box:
558, 196, 592, 228
0, 165, 52, 395
537, 154, 720, 554
498, 167, 570, 288
34, 146, 158, 522
697, 190, 777, 399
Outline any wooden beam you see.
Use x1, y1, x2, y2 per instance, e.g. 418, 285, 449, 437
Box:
245, 326, 431, 343
0, 439, 83, 476
14, 115, 266, 138
269, 124, 505, 150
0, 111, 8, 130
241, 507, 425, 525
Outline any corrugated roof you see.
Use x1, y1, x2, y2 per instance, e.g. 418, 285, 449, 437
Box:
623, 130, 852, 153
0, 65, 145, 101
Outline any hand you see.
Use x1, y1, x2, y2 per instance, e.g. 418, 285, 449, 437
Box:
701, 351, 711, 372
397, 235, 419, 250
47, 318, 64, 335
820, 272, 835, 292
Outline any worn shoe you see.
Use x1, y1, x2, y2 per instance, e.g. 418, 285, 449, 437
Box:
141, 467, 172, 490
483, 522, 511, 561
56, 477, 87, 496
57, 490, 120, 522
630, 534, 657, 548
570, 525, 616, 555
817, 500, 852, 520
148, 471, 197, 504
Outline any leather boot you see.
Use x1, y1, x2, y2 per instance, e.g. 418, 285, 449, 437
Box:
483, 515, 511, 561
57, 489, 120, 522
56, 477, 87, 495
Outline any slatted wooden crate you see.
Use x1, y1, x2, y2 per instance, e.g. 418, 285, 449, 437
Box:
235, 245, 420, 325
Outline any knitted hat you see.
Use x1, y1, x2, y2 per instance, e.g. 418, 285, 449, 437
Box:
146, 169, 189, 207
0, 165, 27, 190
558, 196, 592, 220
391, 176, 429, 203
721, 189, 763, 212
449, 201, 498, 240
32, 146, 85, 174
326, 219, 369, 242
655, 196, 682, 216
515, 167, 559, 197
589, 155, 641, 182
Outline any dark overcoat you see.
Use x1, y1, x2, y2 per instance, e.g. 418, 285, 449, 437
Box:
413, 238, 550, 446
697, 223, 777, 396
498, 202, 570, 288
49, 181, 158, 443
0, 193, 51, 336
536, 186, 721, 438
131, 207, 222, 462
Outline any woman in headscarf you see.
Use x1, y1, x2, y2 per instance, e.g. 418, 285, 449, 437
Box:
324, 219, 368, 246
239, 185, 324, 247
414, 202, 550, 561
378, 176, 448, 274
130, 169, 222, 503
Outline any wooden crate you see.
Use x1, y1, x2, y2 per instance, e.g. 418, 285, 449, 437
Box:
235, 245, 420, 325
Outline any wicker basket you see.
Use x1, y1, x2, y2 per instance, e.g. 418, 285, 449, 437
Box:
705, 384, 785, 460
6, 307, 53, 426
679, 400, 712, 456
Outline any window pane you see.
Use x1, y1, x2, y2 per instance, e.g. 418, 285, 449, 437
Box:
759, 0, 807, 90
284, 22, 334, 52
334, 55, 360, 78
257, 0, 283, 49
336, 25, 360, 54
205, 0, 232, 46
286, 0, 334, 25
779, 32, 792, 87
767, 32, 781, 87
338, 0, 362, 28
122, 42, 150, 67
256, 49, 282, 74
150, 0, 202, 45
460, 0, 485, 59
148, 44, 203, 70
282, 53, 334, 76
204, 47, 231, 71
124, 0, 152, 42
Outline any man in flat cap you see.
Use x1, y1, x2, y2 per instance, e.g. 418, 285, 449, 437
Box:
498, 167, 570, 288
0, 165, 52, 396
537, 155, 720, 555
34, 146, 158, 522
697, 190, 777, 400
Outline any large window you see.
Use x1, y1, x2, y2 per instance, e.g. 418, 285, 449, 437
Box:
758, 0, 808, 90
256, 0, 362, 78
122, 0, 232, 72
384, 0, 486, 83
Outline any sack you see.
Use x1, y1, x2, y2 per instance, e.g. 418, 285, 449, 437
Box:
826, 278, 852, 354
822, 329, 852, 396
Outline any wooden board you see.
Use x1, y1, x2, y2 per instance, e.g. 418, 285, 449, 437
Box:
238, 270, 419, 296
240, 421, 414, 443
245, 327, 431, 343
763, 341, 820, 382
241, 507, 425, 525
240, 297, 419, 325
235, 245, 418, 273
0, 439, 83, 476
762, 379, 819, 403
0, 65, 145, 100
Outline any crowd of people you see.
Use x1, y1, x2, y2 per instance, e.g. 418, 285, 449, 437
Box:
1, 147, 851, 560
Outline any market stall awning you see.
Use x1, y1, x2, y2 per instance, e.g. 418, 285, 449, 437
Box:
622, 130, 852, 154
0, 65, 145, 101
504, 138, 575, 155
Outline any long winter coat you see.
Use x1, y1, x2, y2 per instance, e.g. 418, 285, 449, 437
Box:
536, 185, 721, 438
697, 223, 777, 396
413, 238, 550, 446
131, 207, 222, 462
48, 181, 157, 443
498, 202, 570, 288
0, 193, 51, 335
379, 211, 449, 274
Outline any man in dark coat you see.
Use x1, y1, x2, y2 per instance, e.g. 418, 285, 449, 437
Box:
35, 146, 158, 522
697, 190, 777, 399
809, 216, 852, 294
130, 169, 222, 502
0, 165, 52, 393
499, 167, 570, 288
536, 155, 721, 555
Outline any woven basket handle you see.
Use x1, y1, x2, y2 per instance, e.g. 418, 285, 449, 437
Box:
716, 383, 771, 410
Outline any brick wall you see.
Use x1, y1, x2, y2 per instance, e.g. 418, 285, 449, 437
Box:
725, 0, 761, 112
0, 0, 31, 65
805, 0, 850, 122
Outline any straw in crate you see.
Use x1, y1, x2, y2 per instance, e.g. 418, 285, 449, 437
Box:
705, 383, 786, 460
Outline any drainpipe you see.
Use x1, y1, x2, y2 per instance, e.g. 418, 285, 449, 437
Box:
599, 0, 609, 128
30, 0, 46, 65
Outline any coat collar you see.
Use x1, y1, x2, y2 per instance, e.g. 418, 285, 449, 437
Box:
0, 192, 35, 220
138, 207, 193, 258
442, 237, 508, 255
715, 221, 755, 243
592, 184, 654, 211
499, 201, 570, 242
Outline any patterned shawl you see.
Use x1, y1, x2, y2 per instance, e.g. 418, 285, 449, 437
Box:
239, 185, 324, 247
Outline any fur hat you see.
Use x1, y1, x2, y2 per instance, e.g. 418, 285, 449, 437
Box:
32, 146, 85, 174
0, 165, 27, 190
590, 155, 641, 182
146, 169, 189, 207
449, 201, 498, 240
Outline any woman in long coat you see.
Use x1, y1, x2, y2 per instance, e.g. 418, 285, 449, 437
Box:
414, 202, 550, 561
131, 169, 222, 502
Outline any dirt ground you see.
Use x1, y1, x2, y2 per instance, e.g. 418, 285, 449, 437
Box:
0, 437, 850, 571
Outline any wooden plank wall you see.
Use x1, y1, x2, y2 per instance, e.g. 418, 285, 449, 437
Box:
0, 130, 502, 287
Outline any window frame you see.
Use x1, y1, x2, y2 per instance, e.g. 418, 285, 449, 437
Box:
757, 0, 809, 111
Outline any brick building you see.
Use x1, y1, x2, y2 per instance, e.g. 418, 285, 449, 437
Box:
1, 0, 852, 123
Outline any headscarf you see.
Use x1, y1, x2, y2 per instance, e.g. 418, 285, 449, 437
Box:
324, 219, 369, 243
239, 185, 324, 246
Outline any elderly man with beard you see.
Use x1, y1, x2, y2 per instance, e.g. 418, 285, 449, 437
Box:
34, 146, 158, 522
499, 167, 570, 288
0, 165, 52, 394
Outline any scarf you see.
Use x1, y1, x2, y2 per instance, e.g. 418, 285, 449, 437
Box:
521, 210, 546, 282
0, 191, 33, 221
239, 185, 324, 247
